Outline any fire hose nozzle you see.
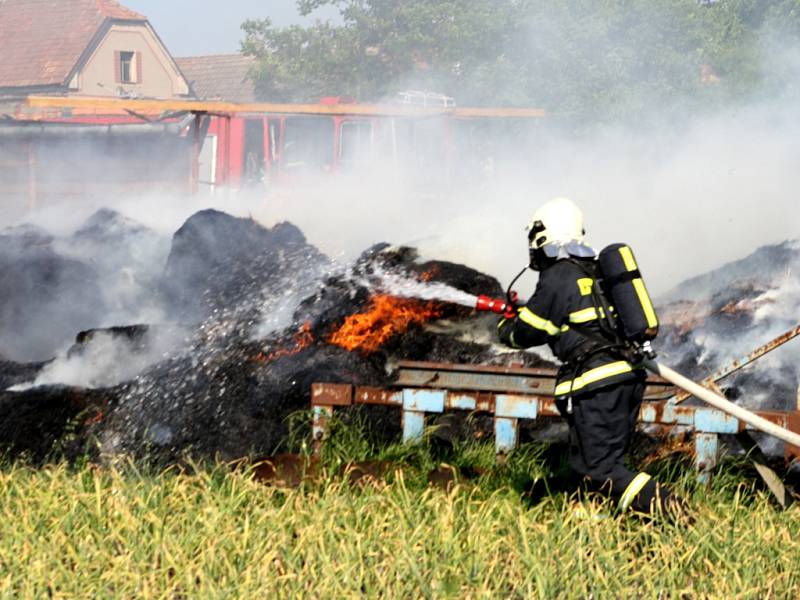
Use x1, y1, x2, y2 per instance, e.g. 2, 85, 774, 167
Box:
475, 295, 511, 315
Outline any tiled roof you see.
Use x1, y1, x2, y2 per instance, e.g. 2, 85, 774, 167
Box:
176, 54, 257, 103
0, 0, 146, 88
94, 0, 144, 20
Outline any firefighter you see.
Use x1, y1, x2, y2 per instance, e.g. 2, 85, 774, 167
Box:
498, 198, 684, 518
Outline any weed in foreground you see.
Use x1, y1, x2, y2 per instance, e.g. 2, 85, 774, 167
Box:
0, 421, 798, 598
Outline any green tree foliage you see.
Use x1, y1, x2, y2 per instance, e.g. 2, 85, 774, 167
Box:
242, 1, 527, 103
241, 0, 800, 125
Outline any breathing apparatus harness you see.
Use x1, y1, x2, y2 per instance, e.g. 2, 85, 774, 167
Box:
510, 241, 659, 412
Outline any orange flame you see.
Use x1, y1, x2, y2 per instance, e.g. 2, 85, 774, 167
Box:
261, 322, 315, 363
328, 294, 442, 354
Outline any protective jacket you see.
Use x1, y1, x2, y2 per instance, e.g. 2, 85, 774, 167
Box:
498, 258, 644, 398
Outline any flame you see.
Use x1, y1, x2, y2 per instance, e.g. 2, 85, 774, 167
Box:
260, 322, 315, 363
328, 294, 442, 354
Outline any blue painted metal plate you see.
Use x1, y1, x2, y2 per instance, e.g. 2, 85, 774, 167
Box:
694, 408, 740, 434
448, 394, 477, 411
403, 389, 445, 413
403, 410, 426, 442
495, 395, 538, 420
662, 402, 695, 426
694, 432, 719, 484
494, 417, 518, 454
396, 366, 554, 394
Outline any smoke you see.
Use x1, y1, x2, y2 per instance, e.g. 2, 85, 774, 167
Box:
2, 2, 800, 390
11, 325, 187, 391
240, 103, 800, 302
238, 3, 800, 299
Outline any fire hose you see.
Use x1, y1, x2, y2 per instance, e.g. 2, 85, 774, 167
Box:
475, 295, 800, 449
643, 360, 800, 450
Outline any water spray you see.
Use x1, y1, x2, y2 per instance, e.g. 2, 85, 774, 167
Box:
365, 264, 527, 318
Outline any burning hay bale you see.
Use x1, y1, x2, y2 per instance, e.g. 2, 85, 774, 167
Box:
0, 208, 546, 464
3, 206, 797, 465
93, 238, 547, 463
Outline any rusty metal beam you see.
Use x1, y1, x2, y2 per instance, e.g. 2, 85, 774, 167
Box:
393, 360, 674, 400
311, 360, 800, 483
24, 95, 546, 119
311, 383, 353, 407
394, 361, 556, 395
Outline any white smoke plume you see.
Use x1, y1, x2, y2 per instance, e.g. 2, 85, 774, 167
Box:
2, 3, 800, 390
11, 325, 187, 391
244, 101, 800, 301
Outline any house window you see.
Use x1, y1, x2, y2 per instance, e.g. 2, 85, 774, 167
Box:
120, 51, 135, 83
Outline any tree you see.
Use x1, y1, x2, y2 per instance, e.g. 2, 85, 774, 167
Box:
242, 1, 529, 104
241, 1, 800, 126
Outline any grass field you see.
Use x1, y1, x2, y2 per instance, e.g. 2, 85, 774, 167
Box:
1, 425, 798, 598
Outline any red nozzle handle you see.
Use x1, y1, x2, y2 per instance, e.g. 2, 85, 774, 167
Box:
476, 295, 510, 315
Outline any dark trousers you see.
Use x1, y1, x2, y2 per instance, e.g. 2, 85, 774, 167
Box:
557, 379, 645, 501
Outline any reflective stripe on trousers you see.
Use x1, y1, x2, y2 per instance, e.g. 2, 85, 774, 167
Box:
619, 472, 653, 511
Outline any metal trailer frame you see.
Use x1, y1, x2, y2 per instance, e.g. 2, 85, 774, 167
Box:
311, 361, 800, 484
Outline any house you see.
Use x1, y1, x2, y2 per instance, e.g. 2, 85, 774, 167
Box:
175, 54, 257, 103
0, 0, 190, 100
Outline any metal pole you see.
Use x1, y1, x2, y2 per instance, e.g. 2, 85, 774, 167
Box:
645, 360, 800, 449
27, 140, 38, 211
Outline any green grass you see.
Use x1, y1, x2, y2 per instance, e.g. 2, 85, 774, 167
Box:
0, 422, 798, 598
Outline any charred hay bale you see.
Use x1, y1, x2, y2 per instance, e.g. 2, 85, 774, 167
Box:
94, 336, 387, 463
0, 385, 117, 462
655, 239, 800, 411
71, 208, 154, 244
67, 209, 169, 318
162, 210, 329, 323
0, 227, 105, 362
293, 275, 371, 332
413, 259, 504, 299
355, 243, 504, 299
69, 324, 151, 357
0, 356, 48, 390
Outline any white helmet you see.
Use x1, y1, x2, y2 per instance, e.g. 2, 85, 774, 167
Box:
527, 198, 593, 270
528, 197, 585, 250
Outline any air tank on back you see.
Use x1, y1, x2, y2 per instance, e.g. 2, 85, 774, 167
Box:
598, 243, 659, 346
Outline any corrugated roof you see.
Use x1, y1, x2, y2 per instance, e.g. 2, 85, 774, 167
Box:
176, 54, 257, 103
0, 0, 145, 88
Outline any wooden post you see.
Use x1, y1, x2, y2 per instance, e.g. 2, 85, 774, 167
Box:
27, 140, 38, 211
190, 115, 201, 195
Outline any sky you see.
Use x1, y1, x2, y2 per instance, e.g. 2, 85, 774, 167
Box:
123, 0, 339, 56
